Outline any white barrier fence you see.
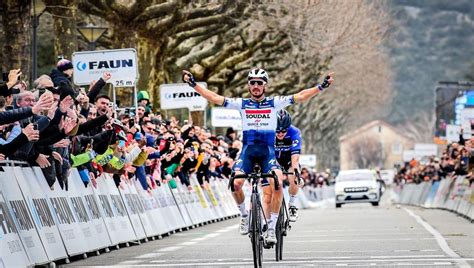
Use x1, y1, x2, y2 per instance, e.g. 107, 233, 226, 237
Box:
0, 166, 240, 267
396, 176, 474, 221
0, 164, 328, 267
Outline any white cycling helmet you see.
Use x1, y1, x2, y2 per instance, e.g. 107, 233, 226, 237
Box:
248, 68, 269, 82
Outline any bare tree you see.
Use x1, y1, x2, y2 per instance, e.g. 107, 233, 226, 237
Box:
43, 0, 78, 59
347, 135, 386, 169
0, 0, 31, 78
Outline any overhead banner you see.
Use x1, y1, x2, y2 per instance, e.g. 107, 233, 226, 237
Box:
159, 83, 208, 111
72, 48, 138, 87
211, 107, 242, 129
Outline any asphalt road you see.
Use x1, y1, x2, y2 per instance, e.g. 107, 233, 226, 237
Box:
66, 193, 473, 267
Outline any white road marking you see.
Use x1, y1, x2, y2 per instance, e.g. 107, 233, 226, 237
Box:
134, 252, 164, 259
287, 237, 435, 243
179, 241, 198, 246
286, 249, 439, 254
116, 260, 143, 265
191, 237, 207, 241
288, 233, 431, 238
369, 255, 445, 258
403, 208, 471, 268
203, 233, 220, 238
154, 246, 183, 252
137, 257, 474, 267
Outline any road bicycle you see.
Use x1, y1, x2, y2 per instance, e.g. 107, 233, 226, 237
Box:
229, 164, 278, 268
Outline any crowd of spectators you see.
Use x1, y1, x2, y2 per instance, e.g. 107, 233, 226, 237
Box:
0, 59, 247, 192
395, 132, 474, 185
0, 59, 332, 194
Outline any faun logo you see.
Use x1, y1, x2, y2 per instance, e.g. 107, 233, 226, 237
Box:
76, 59, 134, 71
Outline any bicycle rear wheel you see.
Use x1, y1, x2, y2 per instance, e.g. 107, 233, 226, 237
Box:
275, 203, 285, 261
251, 194, 263, 267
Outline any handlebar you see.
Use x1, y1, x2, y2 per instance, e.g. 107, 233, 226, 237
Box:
284, 168, 303, 187
229, 171, 279, 192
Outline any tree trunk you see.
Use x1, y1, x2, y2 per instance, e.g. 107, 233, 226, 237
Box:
1, 0, 31, 79
44, 0, 77, 59
190, 111, 205, 128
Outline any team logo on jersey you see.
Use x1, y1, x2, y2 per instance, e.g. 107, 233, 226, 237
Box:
245, 109, 271, 119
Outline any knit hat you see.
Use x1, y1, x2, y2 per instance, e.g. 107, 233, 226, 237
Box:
57, 59, 73, 72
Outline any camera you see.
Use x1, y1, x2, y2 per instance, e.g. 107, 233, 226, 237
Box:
128, 118, 135, 128
33, 123, 38, 130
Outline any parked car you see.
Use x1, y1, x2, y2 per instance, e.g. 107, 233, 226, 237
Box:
334, 169, 381, 208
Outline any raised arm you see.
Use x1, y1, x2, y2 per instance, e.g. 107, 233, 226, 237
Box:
182, 70, 225, 106
293, 73, 334, 103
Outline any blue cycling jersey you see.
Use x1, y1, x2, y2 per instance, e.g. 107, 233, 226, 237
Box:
275, 125, 302, 168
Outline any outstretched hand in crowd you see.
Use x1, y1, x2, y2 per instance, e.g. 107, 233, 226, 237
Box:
32, 92, 54, 114
22, 123, 39, 141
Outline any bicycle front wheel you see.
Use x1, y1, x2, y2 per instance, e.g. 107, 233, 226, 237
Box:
251, 194, 263, 267
275, 203, 285, 261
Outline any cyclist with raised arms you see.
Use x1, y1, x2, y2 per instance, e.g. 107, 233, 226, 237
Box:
263, 109, 303, 223
182, 68, 334, 244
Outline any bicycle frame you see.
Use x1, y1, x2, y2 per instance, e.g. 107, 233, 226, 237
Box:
229, 164, 278, 268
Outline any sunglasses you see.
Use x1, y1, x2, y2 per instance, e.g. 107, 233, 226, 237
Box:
276, 129, 288, 134
248, 80, 265, 86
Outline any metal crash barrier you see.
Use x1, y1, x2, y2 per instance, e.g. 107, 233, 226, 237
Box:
0, 161, 322, 267
396, 175, 474, 221
0, 162, 241, 267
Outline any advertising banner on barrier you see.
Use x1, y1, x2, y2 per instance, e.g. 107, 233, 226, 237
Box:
68, 169, 112, 250
92, 175, 137, 245
0, 167, 49, 264
30, 167, 89, 256
12, 167, 67, 261
122, 181, 156, 237
168, 184, 193, 228
133, 180, 168, 236
118, 181, 146, 240
424, 181, 440, 208
72, 48, 138, 86
175, 183, 201, 225
209, 179, 230, 218
161, 185, 188, 230
191, 178, 215, 222
153, 186, 178, 231
0, 190, 31, 268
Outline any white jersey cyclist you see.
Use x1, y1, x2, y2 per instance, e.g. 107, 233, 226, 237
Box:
222, 96, 295, 176
182, 68, 334, 245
